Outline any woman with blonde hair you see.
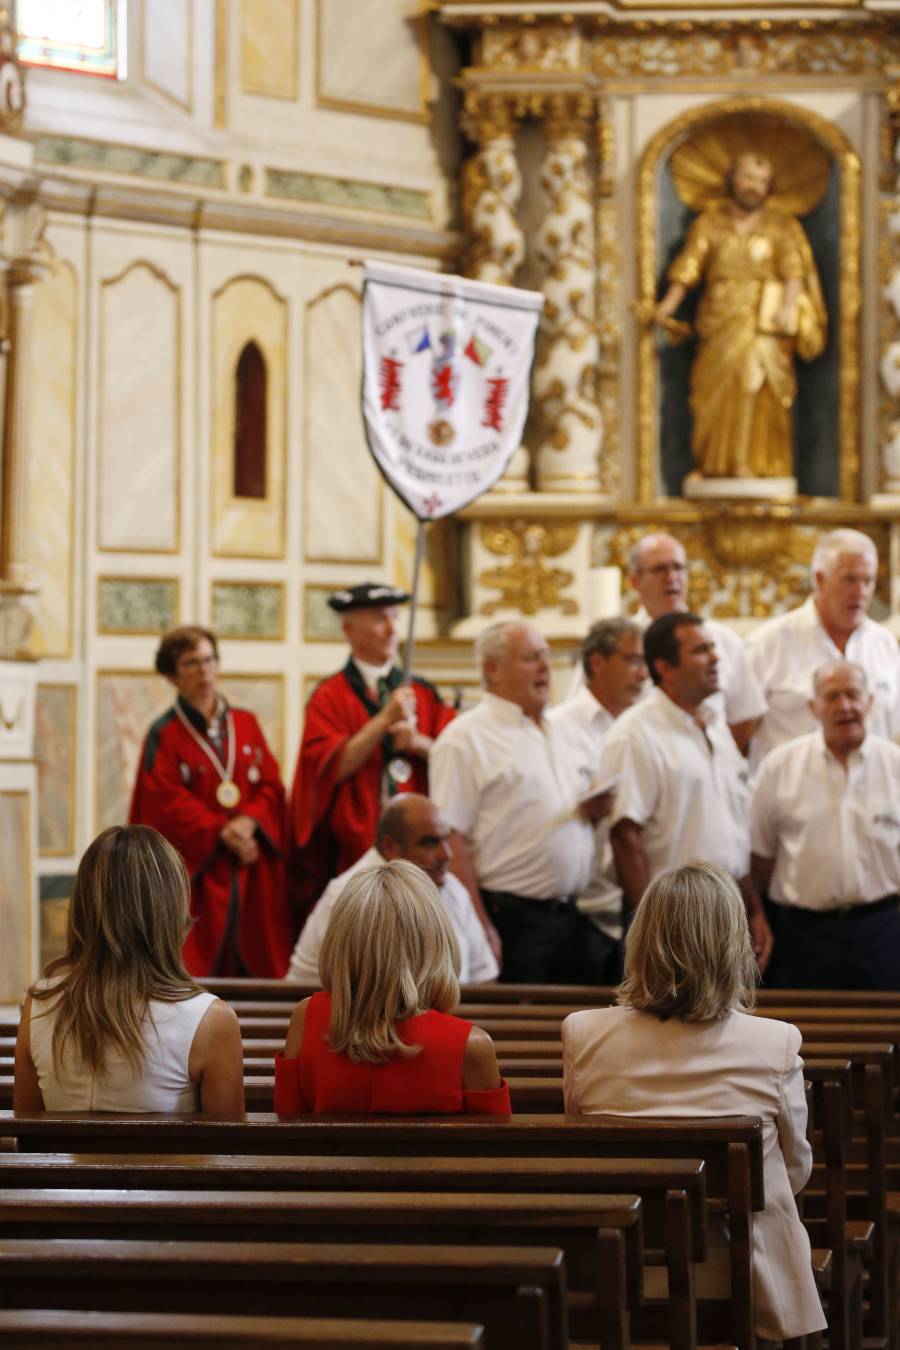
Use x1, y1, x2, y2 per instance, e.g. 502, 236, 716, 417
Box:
275, 860, 509, 1115
562, 861, 825, 1344
14, 825, 244, 1117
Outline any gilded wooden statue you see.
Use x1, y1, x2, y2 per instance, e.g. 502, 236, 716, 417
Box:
642, 125, 829, 483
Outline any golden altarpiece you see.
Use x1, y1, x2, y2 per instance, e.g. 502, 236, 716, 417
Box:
432, 0, 900, 637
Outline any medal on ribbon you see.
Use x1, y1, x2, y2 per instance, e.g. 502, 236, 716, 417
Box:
173, 700, 241, 811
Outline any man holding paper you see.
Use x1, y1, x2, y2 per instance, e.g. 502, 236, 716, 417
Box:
430, 620, 616, 983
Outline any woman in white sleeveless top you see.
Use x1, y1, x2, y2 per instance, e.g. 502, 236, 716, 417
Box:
14, 825, 244, 1117
562, 862, 826, 1344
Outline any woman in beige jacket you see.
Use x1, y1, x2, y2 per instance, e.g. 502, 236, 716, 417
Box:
561, 861, 826, 1343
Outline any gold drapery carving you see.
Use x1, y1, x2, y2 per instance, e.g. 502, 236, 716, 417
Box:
478, 519, 579, 615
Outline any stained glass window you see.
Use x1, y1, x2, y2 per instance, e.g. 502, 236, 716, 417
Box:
16, 0, 126, 80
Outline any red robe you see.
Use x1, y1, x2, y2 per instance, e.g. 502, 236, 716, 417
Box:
290, 661, 455, 907
130, 699, 295, 977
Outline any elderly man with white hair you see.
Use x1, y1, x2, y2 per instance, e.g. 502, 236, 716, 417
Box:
751, 659, 900, 989
746, 528, 900, 766
429, 621, 616, 983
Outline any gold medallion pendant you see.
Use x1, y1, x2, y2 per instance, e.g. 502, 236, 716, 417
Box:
387, 757, 413, 786
216, 780, 241, 809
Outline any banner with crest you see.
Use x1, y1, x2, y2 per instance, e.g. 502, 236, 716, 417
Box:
361, 261, 543, 521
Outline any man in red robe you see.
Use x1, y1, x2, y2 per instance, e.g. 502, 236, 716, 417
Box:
291, 583, 456, 909
130, 625, 295, 977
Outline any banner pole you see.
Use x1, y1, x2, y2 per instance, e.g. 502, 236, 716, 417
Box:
402, 519, 427, 684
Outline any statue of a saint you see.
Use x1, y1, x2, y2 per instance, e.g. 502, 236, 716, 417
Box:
650, 152, 827, 482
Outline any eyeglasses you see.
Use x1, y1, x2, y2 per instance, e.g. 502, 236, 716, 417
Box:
640, 562, 688, 577
177, 654, 219, 672
613, 651, 648, 670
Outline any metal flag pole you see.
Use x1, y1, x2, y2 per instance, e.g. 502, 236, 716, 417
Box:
401, 519, 427, 684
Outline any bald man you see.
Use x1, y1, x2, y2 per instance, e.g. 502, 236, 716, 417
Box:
286, 794, 498, 985
429, 621, 616, 984
628, 532, 765, 754
752, 659, 900, 989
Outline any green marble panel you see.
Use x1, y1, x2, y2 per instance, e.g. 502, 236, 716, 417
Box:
265, 167, 430, 220
303, 585, 344, 642
212, 581, 284, 640
35, 136, 226, 189
98, 577, 178, 635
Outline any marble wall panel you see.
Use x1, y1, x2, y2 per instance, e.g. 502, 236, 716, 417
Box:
28, 257, 77, 658
36, 684, 76, 857
143, 0, 192, 109
0, 792, 31, 1001
303, 285, 382, 563
211, 277, 286, 558
97, 577, 179, 635
212, 581, 284, 639
241, 0, 298, 100
303, 585, 344, 642
220, 674, 285, 767
96, 672, 170, 832
98, 263, 180, 552
316, 0, 425, 123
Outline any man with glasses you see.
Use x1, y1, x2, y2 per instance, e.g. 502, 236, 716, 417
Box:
628, 532, 765, 754
549, 618, 648, 980
131, 625, 295, 977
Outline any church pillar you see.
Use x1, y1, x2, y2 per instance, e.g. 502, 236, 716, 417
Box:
460, 91, 529, 492
533, 94, 603, 494
0, 202, 45, 658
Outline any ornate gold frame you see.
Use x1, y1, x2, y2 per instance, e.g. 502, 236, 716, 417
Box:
636, 97, 860, 503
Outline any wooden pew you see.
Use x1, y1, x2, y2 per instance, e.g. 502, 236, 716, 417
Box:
0, 1112, 763, 1350
0, 1239, 563, 1350
0, 1150, 706, 1350
0, 1187, 640, 1350
0, 1308, 488, 1348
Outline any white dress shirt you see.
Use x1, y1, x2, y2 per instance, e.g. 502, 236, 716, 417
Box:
548, 686, 622, 938
746, 596, 900, 767
751, 729, 900, 909
287, 846, 499, 984
601, 687, 751, 880
429, 691, 597, 899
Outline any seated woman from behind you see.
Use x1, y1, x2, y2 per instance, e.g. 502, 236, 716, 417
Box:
14, 825, 244, 1118
275, 859, 509, 1116
562, 861, 825, 1345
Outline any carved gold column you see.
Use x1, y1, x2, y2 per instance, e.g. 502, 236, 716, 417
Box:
878, 86, 900, 499
460, 90, 529, 491
533, 93, 603, 493
0, 202, 45, 659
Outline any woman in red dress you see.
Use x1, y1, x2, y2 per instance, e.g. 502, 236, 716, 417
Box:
274, 859, 510, 1115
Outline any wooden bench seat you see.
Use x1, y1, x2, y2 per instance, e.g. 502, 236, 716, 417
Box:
0, 1307, 488, 1348
0, 1238, 563, 1350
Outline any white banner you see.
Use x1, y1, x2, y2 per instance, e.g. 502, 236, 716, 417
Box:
361, 261, 544, 521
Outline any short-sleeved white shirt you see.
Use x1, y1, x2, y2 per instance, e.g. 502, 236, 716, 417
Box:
286, 846, 499, 984
429, 691, 597, 899
746, 596, 900, 767
751, 729, 900, 909
601, 687, 751, 880
548, 686, 622, 937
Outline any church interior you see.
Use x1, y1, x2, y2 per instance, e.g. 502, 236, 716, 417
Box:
2, 2, 900, 1344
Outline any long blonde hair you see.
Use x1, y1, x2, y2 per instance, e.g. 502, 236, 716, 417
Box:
319, 859, 460, 1064
618, 861, 758, 1022
31, 825, 202, 1075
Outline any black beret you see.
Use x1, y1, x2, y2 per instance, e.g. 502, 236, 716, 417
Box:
328, 582, 412, 613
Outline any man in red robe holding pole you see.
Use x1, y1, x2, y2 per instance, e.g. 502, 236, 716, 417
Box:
290, 583, 456, 911
130, 625, 294, 977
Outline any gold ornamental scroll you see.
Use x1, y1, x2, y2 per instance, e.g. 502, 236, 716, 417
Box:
636, 99, 860, 502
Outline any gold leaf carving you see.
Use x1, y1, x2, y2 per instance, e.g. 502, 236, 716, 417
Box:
479, 519, 579, 616
480, 24, 582, 72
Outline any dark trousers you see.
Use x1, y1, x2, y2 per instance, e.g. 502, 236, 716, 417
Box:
483, 889, 622, 985
768, 896, 900, 991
